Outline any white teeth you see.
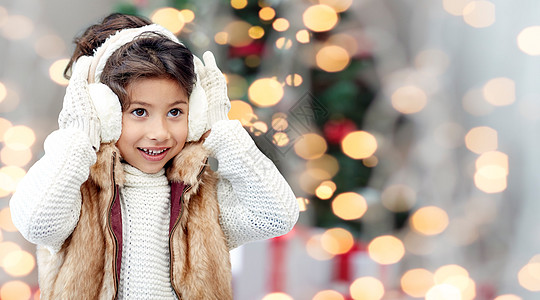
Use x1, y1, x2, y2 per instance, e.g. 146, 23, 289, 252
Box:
140, 148, 167, 155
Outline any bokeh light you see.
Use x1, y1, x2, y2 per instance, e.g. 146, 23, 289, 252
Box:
0, 117, 12, 142
0, 147, 32, 167
231, 0, 248, 10
34, 34, 66, 59
262, 293, 294, 300
294, 133, 328, 160
248, 78, 284, 107
463, 1, 496, 28
0, 207, 17, 232
482, 77, 515, 106
319, 0, 353, 13
341, 130, 378, 160
306, 154, 340, 179
2, 250, 35, 277
517, 26, 540, 55
313, 290, 344, 300
224, 20, 252, 47
391, 85, 428, 114
303, 4, 339, 32
434, 265, 470, 284
1, 15, 33, 40
306, 234, 334, 260
518, 262, 540, 291
316, 45, 350, 72
285, 74, 303, 86
259, 7, 276, 21
151, 7, 185, 34
465, 126, 498, 154
315, 180, 337, 200
349, 277, 385, 300
179, 9, 195, 23
0, 81, 7, 103
0, 281, 31, 300
276, 37, 293, 50
214, 32, 228, 45
297, 197, 309, 212
228, 100, 254, 126
368, 235, 405, 265
272, 18, 290, 32
3, 125, 35, 150
494, 295, 522, 300
49, 58, 70, 86
442, 0, 470, 16
332, 192, 368, 220
248, 26, 265, 39
320, 227, 354, 255
296, 29, 311, 44
410, 206, 449, 236
272, 132, 290, 147
425, 284, 462, 300
401, 268, 434, 298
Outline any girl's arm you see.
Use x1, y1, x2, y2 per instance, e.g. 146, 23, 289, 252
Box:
10, 129, 96, 252
203, 120, 299, 249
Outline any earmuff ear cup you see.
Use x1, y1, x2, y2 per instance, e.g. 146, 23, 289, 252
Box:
186, 74, 209, 142
88, 83, 123, 143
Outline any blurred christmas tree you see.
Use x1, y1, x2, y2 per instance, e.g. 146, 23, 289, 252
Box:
114, 0, 380, 237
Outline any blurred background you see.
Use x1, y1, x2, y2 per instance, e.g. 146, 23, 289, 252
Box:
1, 0, 540, 299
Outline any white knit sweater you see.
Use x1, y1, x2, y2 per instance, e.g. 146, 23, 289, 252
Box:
10, 120, 298, 292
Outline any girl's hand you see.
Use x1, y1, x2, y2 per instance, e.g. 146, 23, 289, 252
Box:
194, 51, 231, 128
58, 56, 102, 151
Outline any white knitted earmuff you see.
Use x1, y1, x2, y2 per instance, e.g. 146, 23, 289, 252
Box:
87, 24, 208, 143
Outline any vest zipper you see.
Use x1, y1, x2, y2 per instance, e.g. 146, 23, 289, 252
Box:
107, 152, 120, 300
169, 159, 208, 298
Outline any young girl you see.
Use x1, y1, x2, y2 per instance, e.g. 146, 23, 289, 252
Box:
10, 13, 299, 299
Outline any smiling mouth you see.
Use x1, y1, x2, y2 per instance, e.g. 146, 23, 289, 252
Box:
137, 147, 170, 161
139, 148, 168, 156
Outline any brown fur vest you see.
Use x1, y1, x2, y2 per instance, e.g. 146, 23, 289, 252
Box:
36, 141, 232, 299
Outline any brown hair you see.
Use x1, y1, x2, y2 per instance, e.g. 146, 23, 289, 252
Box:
65, 13, 195, 110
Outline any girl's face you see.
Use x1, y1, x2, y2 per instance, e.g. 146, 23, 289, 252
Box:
116, 77, 189, 174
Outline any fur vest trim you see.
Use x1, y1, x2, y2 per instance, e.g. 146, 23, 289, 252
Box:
36, 141, 232, 300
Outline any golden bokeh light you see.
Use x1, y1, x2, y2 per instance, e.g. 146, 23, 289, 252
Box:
0, 81, 6, 103
231, 0, 248, 9
319, 0, 353, 13
0, 147, 32, 167
0, 281, 31, 300
272, 116, 288, 131
276, 37, 293, 50
442, 0, 470, 16
49, 58, 70, 86
391, 85, 428, 114
0, 117, 13, 142
381, 184, 416, 212
3, 125, 35, 150
316, 45, 350, 72
518, 263, 540, 291
259, 7, 276, 21
332, 192, 368, 220
297, 197, 309, 212
248, 78, 284, 107
434, 265, 470, 284
303, 4, 339, 32
463, 1, 496, 28
306, 154, 340, 179
285, 73, 303, 86
179, 9, 195, 23
272, 18, 290, 32
272, 132, 289, 147
248, 26, 265, 39
368, 235, 405, 265
349, 277, 385, 300
249, 121, 268, 136
306, 234, 334, 260
224, 20, 253, 47
400, 268, 434, 298
299, 169, 328, 194
474, 171, 507, 193
261, 293, 294, 300
482, 77, 515, 106
517, 26, 540, 56
2, 250, 35, 277
315, 180, 337, 200
0, 166, 26, 196
0, 242, 21, 263
228, 100, 254, 126
313, 290, 344, 300
294, 133, 328, 160
363, 155, 379, 168
1, 15, 33, 40
34, 34, 66, 59
151, 7, 184, 34
464, 126, 498, 154
214, 32, 228, 45
494, 294, 522, 300
410, 206, 449, 236
341, 130, 377, 159
476, 151, 508, 178
321, 228, 354, 255
296, 29, 311, 44
0, 207, 17, 232
425, 284, 462, 300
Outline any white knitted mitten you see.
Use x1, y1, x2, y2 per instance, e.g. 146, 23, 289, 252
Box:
58, 56, 101, 150
194, 51, 231, 127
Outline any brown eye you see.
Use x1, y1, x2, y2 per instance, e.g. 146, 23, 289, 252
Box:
131, 109, 147, 117
168, 109, 182, 117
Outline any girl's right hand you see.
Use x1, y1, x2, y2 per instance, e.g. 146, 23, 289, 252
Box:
58, 56, 102, 151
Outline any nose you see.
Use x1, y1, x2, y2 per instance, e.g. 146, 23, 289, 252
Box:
147, 117, 170, 141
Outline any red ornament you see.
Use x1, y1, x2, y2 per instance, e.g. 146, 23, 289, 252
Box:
323, 119, 357, 144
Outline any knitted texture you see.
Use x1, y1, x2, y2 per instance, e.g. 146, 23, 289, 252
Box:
58, 56, 101, 150
203, 120, 299, 249
118, 164, 176, 299
10, 129, 96, 252
194, 52, 231, 126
